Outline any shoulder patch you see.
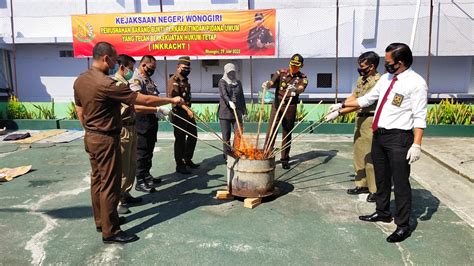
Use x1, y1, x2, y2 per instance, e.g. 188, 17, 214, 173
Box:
303, 79, 308, 84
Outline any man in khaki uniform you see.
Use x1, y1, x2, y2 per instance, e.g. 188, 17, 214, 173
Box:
325, 51, 380, 202
168, 56, 200, 174
74, 42, 183, 244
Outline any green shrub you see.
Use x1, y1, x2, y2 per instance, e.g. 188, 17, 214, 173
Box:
427, 99, 472, 125
67, 102, 78, 120
195, 106, 218, 122
32, 98, 56, 119
6, 95, 34, 119
244, 101, 271, 123
295, 100, 309, 122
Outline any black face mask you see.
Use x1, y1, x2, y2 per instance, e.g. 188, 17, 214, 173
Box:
385, 62, 399, 74
145, 67, 155, 77
181, 68, 190, 77
357, 67, 370, 77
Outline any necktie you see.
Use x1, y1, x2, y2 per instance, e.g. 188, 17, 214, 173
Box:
372, 76, 398, 132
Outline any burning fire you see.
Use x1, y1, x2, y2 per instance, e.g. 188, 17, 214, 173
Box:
232, 127, 267, 160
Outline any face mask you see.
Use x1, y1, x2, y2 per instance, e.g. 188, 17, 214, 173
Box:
145, 67, 155, 77
124, 69, 133, 80
357, 67, 370, 77
181, 68, 190, 77
289, 65, 300, 74
385, 62, 399, 74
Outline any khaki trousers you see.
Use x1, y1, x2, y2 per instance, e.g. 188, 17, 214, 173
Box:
120, 125, 137, 201
353, 116, 377, 193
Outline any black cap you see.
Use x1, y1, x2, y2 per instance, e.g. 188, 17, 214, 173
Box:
178, 56, 191, 66
254, 13, 264, 21
289, 54, 304, 67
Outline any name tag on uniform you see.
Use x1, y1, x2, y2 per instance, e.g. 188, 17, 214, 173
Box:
392, 93, 404, 107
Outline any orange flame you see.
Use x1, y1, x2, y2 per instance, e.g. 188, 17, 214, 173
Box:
232, 126, 266, 160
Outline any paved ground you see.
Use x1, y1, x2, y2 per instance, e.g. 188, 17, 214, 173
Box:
0, 133, 473, 265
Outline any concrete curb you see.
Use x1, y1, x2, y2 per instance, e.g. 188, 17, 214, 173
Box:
422, 147, 474, 183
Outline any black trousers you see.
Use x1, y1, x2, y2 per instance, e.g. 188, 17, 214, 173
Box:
136, 127, 157, 178
372, 129, 414, 229
172, 109, 197, 167
264, 103, 297, 162
219, 118, 239, 157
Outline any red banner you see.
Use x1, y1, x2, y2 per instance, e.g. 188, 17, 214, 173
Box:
71, 9, 276, 57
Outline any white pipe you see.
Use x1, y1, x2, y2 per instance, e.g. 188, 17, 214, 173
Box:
410, 0, 422, 48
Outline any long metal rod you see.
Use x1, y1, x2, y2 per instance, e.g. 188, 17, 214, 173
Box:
426, 0, 433, 87
270, 116, 325, 158
9, 0, 18, 97
232, 108, 243, 136
263, 89, 289, 153
270, 119, 326, 158
264, 97, 293, 157
255, 85, 267, 149
173, 111, 243, 154
277, 100, 322, 146
167, 118, 225, 153
335, 0, 339, 103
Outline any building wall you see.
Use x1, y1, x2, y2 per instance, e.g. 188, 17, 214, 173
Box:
13, 44, 473, 102
0, 0, 472, 101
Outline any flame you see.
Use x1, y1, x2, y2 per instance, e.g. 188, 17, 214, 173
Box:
232, 126, 266, 160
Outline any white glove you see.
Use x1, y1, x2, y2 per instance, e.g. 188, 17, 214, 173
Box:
262, 81, 271, 89
156, 106, 171, 119
324, 111, 339, 122
289, 91, 296, 97
406, 144, 422, 164
287, 84, 297, 92
328, 103, 343, 113
228, 101, 236, 110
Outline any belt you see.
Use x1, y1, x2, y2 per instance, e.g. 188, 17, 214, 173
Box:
374, 128, 412, 135
85, 129, 120, 136
357, 113, 374, 117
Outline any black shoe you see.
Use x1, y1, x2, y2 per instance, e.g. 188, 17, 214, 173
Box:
359, 212, 392, 223
176, 166, 191, 175
347, 186, 369, 195
185, 160, 200, 169
123, 196, 143, 204
135, 177, 156, 193
96, 217, 127, 232
386, 227, 411, 243
102, 231, 139, 244
282, 161, 290, 169
117, 204, 131, 214
366, 193, 376, 202
145, 175, 162, 187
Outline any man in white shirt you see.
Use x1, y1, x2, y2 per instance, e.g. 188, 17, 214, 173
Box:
327, 43, 428, 243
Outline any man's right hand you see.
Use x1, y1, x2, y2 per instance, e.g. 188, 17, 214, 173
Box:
262, 81, 271, 89
171, 96, 184, 105
328, 103, 343, 113
324, 111, 339, 122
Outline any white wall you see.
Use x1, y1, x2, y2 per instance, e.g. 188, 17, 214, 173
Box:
0, 0, 472, 57
11, 44, 472, 102
15, 44, 87, 102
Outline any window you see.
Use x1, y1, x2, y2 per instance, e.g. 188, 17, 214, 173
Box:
212, 74, 223, 88
202, 60, 219, 66
317, 73, 332, 88
59, 50, 74, 58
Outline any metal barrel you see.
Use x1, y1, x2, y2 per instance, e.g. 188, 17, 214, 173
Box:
227, 156, 275, 198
